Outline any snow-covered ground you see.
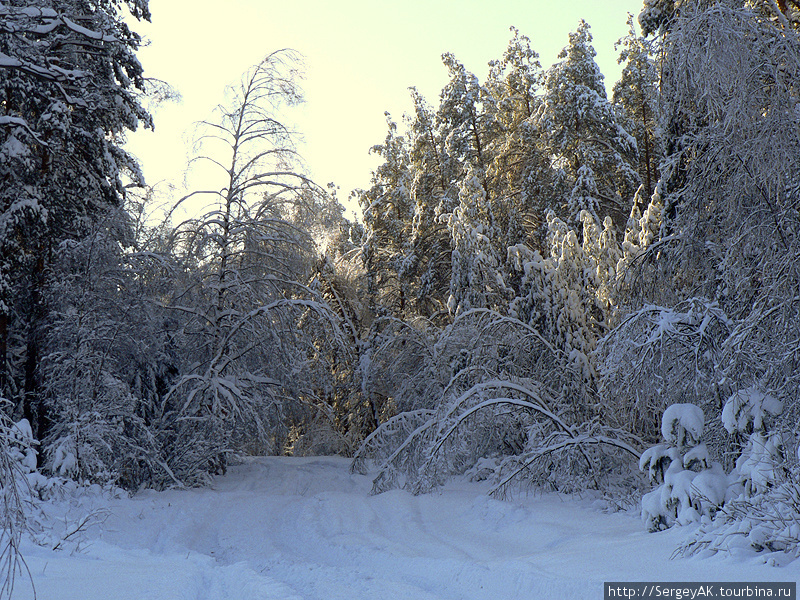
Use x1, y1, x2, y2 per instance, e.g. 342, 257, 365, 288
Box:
10, 457, 798, 599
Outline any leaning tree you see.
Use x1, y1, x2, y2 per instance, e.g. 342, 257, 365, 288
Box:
161, 50, 345, 479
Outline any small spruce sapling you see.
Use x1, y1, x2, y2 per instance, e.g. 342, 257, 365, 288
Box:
640, 404, 729, 531
722, 386, 785, 498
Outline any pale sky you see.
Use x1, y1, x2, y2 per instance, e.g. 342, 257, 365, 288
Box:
124, 0, 644, 219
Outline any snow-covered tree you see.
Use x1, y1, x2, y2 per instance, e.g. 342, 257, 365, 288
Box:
0, 4, 153, 589
405, 89, 454, 318
508, 210, 619, 380
640, 404, 729, 531
446, 170, 505, 316
673, 388, 795, 559
164, 51, 344, 476
536, 20, 639, 228
34, 203, 187, 488
613, 15, 661, 196
437, 53, 498, 188
301, 245, 373, 456
483, 27, 552, 254
359, 114, 416, 316
0, 0, 151, 440
485, 27, 542, 128
569, 165, 602, 223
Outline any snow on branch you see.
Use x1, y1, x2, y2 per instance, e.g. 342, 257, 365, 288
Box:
353, 309, 639, 496
0, 6, 117, 42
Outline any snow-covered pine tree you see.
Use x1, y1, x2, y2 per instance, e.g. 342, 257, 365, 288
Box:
640, 403, 729, 531
446, 170, 505, 317
613, 14, 661, 197
569, 165, 602, 225
437, 53, 497, 191
359, 113, 416, 317
0, 0, 152, 441
485, 27, 542, 128
508, 210, 620, 381
0, 2, 151, 590
536, 20, 639, 229
428, 53, 500, 318
405, 89, 453, 319
483, 27, 552, 254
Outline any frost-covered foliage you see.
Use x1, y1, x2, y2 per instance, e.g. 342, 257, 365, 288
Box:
509, 210, 625, 380
155, 51, 351, 478
597, 299, 731, 445
673, 386, 796, 560
446, 171, 505, 316
353, 310, 639, 496
640, 404, 729, 531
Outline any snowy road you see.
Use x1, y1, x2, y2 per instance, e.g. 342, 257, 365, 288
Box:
11, 457, 797, 599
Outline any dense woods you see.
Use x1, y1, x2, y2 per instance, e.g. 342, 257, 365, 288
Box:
3, 0, 800, 586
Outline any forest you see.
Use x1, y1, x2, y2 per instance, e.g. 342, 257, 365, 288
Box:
3, 0, 800, 590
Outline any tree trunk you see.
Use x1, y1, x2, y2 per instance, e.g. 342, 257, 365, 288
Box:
641, 90, 653, 196
23, 247, 46, 444
0, 310, 7, 400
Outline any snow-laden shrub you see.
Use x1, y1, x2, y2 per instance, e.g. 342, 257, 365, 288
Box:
353, 309, 641, 496
676, 387, 797, 561
640, 404, 730, 532
677, 481, 800, 562
721, 386, 785, 497
44, 374, 147, 486
7, 419, 37, 476
1, 410, 124, 598
597, 299, 731, 446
